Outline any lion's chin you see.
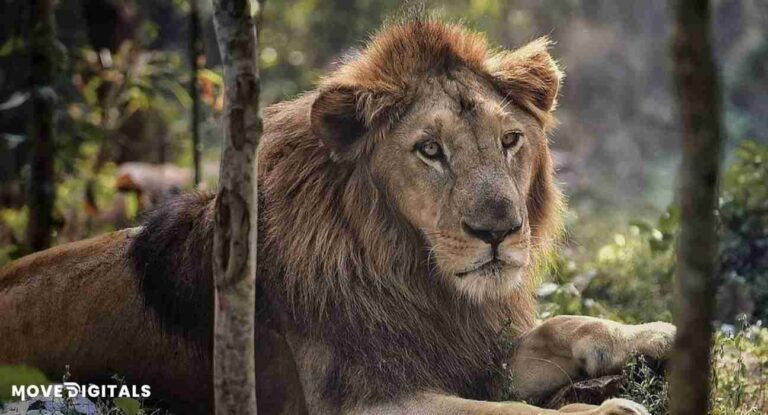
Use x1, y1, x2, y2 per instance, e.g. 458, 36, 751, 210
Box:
452, 265, 525, 302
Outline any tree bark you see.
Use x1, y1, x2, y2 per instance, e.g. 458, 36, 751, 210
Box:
211, 0, 264, 414
190, 0, 203, 186
669, 1, 723, 414
26, 0, 58, 252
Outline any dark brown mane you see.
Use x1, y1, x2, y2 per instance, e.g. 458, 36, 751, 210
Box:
128, 192, 215, 348
129, 17, 563, 410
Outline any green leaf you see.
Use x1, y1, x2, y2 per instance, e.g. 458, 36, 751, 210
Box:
199, 68, 223, 86
113, 397, 141, 415
83, 76, 104, 107
0, 37, 24, 57
164, 80, 192, 108
125, 193, 139, 220
0, 365, 50, 402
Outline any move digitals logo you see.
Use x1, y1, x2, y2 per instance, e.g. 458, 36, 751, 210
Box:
11, 382, 151, 401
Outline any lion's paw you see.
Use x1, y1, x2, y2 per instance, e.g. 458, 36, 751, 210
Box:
574, 321, 676, 377
627, 322, 676, 359
595, 398, 649, 415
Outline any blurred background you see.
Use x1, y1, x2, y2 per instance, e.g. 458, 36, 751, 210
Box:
0, 1, 766, 411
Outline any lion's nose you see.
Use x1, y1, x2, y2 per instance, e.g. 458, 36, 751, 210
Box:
462, 221, 522, 246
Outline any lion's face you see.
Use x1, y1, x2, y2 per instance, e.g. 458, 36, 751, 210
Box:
309, 27, 560, 301
370, 69, 543, 300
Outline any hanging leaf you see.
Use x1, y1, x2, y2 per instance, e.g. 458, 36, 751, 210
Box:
113, 397, 141, 415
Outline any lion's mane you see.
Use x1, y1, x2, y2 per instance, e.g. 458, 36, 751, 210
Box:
130, 17, 563, 409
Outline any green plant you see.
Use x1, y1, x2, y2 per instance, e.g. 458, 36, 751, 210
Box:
581, 206, 677, 323
535, 141, 768, 413
0, 365, 50, 402
617, 356, 668, 415
719, 140, 768, 322
611, 322, 768, 415
542, 140, 768, 324
541, 206, 678, 323
0, 207, 27, 266
711, 319, 768, 415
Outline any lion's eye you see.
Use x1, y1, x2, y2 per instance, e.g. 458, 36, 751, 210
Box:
416, 140, 444, 160
502, 131, 524, 149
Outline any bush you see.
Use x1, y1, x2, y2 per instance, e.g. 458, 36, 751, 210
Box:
710, 320, 768, 415
537, 140, 768, 414
719, 140, 768, 322
541, 140, 768, 324
540, 206, 678, 323
614, 322, 768, 415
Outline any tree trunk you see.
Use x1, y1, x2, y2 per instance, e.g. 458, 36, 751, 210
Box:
669, 1, 723, 414
211, 0, 264, 414
26, 0, 58, 252
190, 0, 203, 186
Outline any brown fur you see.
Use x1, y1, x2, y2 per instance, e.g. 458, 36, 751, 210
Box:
0, 229, 212, 413
0, 18, 674, 415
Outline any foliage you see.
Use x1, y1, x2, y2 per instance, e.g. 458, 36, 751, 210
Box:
719, 141, 768, 322
0, 208, 28, 265
113, 397, 141, 415
60, 42, 192, 169
0, 35, 213, 259
617, 356, 669, 415
540, 206, 678, 323
537, 140, 768, 414
613, 322, 768, 415
0, 365, 50, 402
0, 160, 126, 267
582, 206, 677, 323
541, 140, 768, 325
710, 320, 768, 415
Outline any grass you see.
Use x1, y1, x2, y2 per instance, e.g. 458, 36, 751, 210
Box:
614, 320, 768, 415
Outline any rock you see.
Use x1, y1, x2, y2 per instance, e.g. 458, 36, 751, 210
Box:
544, 375, 625, 409
0, 396, 99, 415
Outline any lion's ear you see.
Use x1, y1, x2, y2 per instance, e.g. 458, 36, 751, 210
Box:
310, 87, 367, 159
486, 37, 562, 113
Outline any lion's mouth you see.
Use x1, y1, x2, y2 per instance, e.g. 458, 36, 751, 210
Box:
455, 258, 506, 278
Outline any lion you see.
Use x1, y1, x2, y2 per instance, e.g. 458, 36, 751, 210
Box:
0, 19, 675, 415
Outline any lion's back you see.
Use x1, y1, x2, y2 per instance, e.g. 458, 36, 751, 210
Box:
0, 228, 144, 368
0, 229, 137, 290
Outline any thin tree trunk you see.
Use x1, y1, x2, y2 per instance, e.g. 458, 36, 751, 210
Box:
211, 0, 264, 413
26, 0, 57, 252
190, 0, 203, 186
669, 1, 723, 414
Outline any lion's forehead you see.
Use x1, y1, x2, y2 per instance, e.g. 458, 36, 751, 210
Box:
386, 79, 534, 162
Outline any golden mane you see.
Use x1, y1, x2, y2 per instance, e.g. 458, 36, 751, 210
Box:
254, 18, 564, 405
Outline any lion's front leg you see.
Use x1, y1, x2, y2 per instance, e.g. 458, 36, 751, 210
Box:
509, 315, 675, 402
350, 392, 649, 415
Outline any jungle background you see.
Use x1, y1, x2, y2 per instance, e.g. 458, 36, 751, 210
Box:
0, 0, 766, 414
